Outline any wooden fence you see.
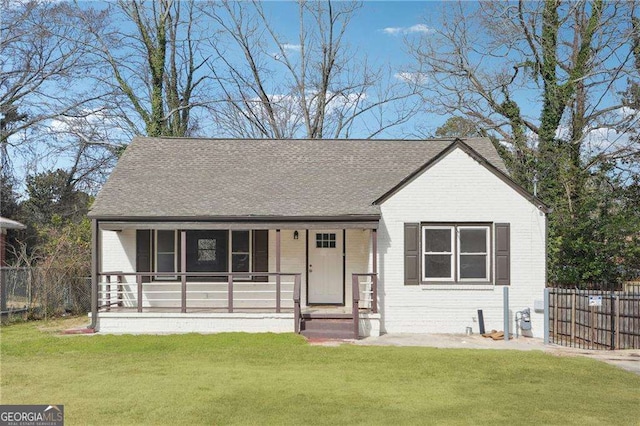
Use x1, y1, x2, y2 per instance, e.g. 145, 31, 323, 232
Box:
549, 287, 640, 350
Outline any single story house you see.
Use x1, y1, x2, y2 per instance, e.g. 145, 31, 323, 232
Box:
88, 137, 547, 338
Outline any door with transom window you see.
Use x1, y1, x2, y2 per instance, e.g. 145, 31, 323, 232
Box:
307, 230, 344, 305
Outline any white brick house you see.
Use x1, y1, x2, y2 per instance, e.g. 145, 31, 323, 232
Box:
88, 137, 547, 338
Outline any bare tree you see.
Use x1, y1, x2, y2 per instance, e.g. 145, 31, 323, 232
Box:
408, 0, 640, 284
201, 0, 421, 139
75, 0, 211, 138
0, 0, 102, 178
408, 0, 638, 192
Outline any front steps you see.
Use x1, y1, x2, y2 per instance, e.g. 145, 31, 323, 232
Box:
300, 313, 356, 339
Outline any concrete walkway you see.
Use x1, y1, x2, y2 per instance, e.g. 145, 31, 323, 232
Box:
353, 333, 640, 375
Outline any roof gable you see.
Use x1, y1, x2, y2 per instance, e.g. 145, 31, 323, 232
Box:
373, 139, 549, 213
89, 137, 511, 219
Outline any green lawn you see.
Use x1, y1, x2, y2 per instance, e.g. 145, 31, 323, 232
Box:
1, 319, 639, 425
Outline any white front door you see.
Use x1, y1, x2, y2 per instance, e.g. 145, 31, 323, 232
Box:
308, 230, 344, 305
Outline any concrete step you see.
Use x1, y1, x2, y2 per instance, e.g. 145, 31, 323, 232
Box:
302, 312, 353, 320
300, 328, 356, 340
303, 318, 353, 332
300, 317, 356, 339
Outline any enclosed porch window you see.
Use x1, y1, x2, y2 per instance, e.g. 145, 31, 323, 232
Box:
137, 229, 268, 280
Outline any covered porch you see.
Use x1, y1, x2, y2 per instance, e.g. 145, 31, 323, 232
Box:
91, 220, 380, 337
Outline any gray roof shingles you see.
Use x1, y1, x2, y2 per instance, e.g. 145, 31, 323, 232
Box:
88, 137, 508, 219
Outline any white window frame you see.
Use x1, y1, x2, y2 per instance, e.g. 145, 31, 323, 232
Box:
315, 232, 337, 249
422, 226, 455, 282
155, 230, 177, 280
457, 226, 490, 282
229, 230, 252, 277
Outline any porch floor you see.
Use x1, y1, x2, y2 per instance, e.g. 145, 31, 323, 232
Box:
99, 307, 294, 314
98, 306, 359, 315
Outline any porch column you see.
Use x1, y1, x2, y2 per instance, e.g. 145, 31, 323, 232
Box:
89, 219, 98, 329
372, 228, 378, 314
276, 229, 281, 312
181, 230, 187, 313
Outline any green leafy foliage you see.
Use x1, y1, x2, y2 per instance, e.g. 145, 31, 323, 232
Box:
6, 169, 92, 311
549, 166, 640, 285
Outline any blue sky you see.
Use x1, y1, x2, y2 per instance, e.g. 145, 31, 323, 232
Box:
261, 1, 433, 78
11, 1, 446, 191
9, 1, 635, 192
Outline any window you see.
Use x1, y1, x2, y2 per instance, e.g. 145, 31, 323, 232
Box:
316, 233, 336, 248
231, 230, 250, 272
198, 239, 216, 262
458, 227, 489, 280
155, 230, 176, 279
422, 227, 454, 281
139, 230, 268, 281
186, 230, 228, 273
422, 225, 490, 282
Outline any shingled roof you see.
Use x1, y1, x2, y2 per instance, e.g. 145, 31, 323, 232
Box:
89, 137, 508, 219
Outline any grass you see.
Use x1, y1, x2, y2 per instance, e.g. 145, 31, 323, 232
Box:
1, 318, 639, 425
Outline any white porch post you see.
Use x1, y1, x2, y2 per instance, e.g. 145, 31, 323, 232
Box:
89, 219, 99, 329
181, 230, 187, 313
276, 229, 281, 313
372, 228, 378, 314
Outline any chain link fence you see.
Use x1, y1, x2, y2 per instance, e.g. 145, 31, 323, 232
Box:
1, 267, 91, 322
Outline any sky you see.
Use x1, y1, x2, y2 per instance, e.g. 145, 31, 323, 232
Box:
7, 1, 636, 193
12, 1, 445, 184
264, 1, 433, 66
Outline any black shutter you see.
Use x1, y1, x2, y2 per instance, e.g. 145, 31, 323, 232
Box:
252, 230, 269, 282
495, 223, 510, 285
136, 230, 151, 283
404, 223, 420, 285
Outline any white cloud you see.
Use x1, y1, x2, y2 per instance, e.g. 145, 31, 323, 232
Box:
281, 43, 302, 52
382, 24, 433, 36
382, 27, 403, 35
394, 72, 428, 84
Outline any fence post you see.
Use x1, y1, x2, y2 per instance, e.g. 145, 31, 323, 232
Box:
610, 291, 616, 350
0, 268, 6, 312
615, 295, 620, 349
544, 288, 550, 345
590, 303, 596, 349
553, 291, 558, 344
571, 292, 576, 343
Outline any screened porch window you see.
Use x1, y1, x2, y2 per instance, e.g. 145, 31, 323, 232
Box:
139, 230, 268, 281
231, 230, 250, 272
155, 230, 177, 279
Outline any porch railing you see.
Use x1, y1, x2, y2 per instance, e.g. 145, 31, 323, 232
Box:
98, 272, 302, 316
352, 273, 378, 337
